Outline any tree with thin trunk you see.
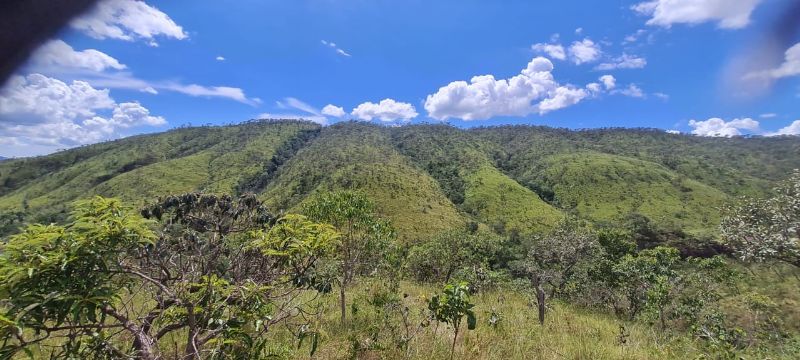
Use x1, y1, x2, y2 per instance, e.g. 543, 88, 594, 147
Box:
0, 194, 338, 359
513, 220, 600, 325
302, 190, 394, 325
427, 282, 476, 360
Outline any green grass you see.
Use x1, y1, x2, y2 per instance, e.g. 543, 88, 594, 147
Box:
463, 165, 563, 235
2, 121, 799, 239
540, 152, 728, 235
254, 280, 799, 359
260, 123, 465, 243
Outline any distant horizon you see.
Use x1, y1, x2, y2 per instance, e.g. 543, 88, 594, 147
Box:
4, 117, 797, 160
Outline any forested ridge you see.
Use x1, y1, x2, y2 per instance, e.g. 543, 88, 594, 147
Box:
2, 120, 798, 241
1, 120, 799, 359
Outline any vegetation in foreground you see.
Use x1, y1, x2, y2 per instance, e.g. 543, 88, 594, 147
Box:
0, 121, 798, 358
0, 170, 798, 359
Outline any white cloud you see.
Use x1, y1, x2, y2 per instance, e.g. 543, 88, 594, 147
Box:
613, 84, 646, 98
654, 92, 670, 100
623, 29, 647, 44
759, 113, 777, 118
216, 56, 225, 61
532, 42, 566, 60
568, 39, 602, 64
29, 39, 126, 72
352, 99, 418, 123
321, 40, 351, 57
585, 83, 602, 94
77, 72, 260, 105
746, 42, 800, 80
768, 120, 800, 136
632, 0, 763, 29
599, 75, 616, 90
0, 74, 165, 156
595, 54, 647, 70
260, 97, 339, 125
688, 117, 759, 137
575, 27, 584, 35
666, 129, 681, 134
322, 104, 346, 117
424, 57, 592, 121
71, 0, 187, 45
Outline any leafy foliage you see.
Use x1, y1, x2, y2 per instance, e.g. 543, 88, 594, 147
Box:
0, 194, 338, 359
407, 228, 503, 283
721, 170, 800, 267
302, 190, 395, 324
427, 282, 476, 359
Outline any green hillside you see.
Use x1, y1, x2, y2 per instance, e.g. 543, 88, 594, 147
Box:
257, 122, 466, 243
1, 120, 799, 240
538, 152, 728, 236
392, 125, 562, 236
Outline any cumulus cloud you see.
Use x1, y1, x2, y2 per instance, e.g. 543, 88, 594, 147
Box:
29, 39, 126, 72
352, 99, 418, 123
746, 42, 800, 80
0, 74, 165, 156
654, 92, 670, 101
760, 113, 777, 118
568, 39, 602, 64
599, 75, 616, 90
71, 0, 187, 45
424, 57, 595, 121
531, 42, 566, 60
595, 54, 647, 70
688, 117, 760, 137
769, 120, 800, 136
666, 129, 681, 134
632, 0, 764, 29
322, 104, 346, 117
321, 40, 351, 57
216, 56, 225, 61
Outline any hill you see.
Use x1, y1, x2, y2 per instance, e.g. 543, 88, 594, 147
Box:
1, 120, 799, 241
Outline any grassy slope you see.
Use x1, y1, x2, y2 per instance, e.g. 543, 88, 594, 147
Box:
392, 125, 562, 235
540, 152, 728, 235
2, 122, 798, 238
463, 165, 563, 234
260, 123, 465, 243
0, 121, 317, 213
472, 126, 800, 198
258, 280, 797, 360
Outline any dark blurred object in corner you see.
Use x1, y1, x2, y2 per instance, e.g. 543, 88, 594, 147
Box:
0, 0, 98, 85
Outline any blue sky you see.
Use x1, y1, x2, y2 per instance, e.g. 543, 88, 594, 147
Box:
1, 0, 800, 157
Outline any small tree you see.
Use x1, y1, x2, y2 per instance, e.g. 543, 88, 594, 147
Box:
720, 170, 800, 268
302, 190, 394, 324
427, 282, 476, 360
0, 194, 338, 359
514, 220, 600, 325
407, 228, 501, 283
613, 246, 679, 321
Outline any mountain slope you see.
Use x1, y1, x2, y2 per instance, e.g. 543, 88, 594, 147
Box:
1, 120, 799, 240
538, 152, 728, 235
392, 125, 562, 235
0, 121, 318, 222
257, 122, 466, 243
